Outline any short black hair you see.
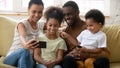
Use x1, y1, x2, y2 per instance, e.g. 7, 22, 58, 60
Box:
85, 9, 105, 25
28, 0, 44, 8
63, 1, 79, 11
44, 6, 63, 24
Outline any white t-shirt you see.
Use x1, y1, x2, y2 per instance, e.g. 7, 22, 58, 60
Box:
77, 30, 107, 49
7, 19, 45, 56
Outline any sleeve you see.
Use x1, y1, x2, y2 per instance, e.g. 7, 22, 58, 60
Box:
38, 21, 45, 33
77, 31, 84, 43
98, 33, 107, 48
58, 39, 67, 51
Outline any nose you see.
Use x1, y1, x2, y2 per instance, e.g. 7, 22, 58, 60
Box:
51, 26, 55, 30
35, 12, 38, 15
64, 15, 69, 20
35, 13, 42, 17
87, 27, 91, 30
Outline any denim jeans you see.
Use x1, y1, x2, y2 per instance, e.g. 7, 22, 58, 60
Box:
4, 48, 35, 68
36, 64, 62, 68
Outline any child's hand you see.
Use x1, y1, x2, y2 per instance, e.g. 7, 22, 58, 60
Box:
46, 60, 56, 68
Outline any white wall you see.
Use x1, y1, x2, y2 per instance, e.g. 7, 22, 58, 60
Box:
106, 0, 120, 24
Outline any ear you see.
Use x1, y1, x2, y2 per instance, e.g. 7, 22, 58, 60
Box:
76, 10, 80, 15
28, 8, 30, 15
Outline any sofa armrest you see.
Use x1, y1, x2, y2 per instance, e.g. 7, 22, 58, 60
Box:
0, 56, 16, 68
0, 63, 16, 68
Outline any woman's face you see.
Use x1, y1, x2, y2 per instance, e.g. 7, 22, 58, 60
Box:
46, 18, 60, 35
86, 18, 102, 34
28, 4, 43, 23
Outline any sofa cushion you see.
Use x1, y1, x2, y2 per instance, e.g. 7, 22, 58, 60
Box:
102, 24, 120, 62
0, 15, 17, 56
0, 63, 16, 68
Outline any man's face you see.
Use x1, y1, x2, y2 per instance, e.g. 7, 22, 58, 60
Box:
63, 7, 77, 26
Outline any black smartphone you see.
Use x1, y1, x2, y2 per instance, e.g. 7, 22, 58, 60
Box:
37, 41, 46, 48
77, 45, 82, 48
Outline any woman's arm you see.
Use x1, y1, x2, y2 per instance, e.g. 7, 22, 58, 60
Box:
17, 23, 38, 49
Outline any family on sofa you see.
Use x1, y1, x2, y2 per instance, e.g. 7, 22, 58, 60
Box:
0, 0, 110, 68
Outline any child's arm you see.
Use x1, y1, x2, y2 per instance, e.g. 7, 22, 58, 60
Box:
55, 49, 64, 64
34, 48, 46, 64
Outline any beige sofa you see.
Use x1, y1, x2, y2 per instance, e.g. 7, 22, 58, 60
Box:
0, 15, 120, 68
0, 15, 17, 68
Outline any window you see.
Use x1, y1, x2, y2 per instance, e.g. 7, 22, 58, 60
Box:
0, 0, 13, 11
13, 0, 55, 12
0, 0, 110, 16
62, 0, 110, 16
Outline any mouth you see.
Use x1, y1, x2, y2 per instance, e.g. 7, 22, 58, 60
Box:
49, 30, 55, 33
66, 19, 72, 23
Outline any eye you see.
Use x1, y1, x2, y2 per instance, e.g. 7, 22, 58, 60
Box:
63, 13, 73, 16
49, 24, 52, 27
32, 10, 36, 14
87, 24, 93, 27
38, 11, 43, 14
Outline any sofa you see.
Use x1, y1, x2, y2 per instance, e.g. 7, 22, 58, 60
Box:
0, 15, 17, 68
0, 15, 120, 68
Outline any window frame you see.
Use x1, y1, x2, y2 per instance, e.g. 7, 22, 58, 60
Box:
0, 0, 110, 16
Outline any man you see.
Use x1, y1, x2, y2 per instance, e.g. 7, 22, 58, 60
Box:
61, 1, 110, 68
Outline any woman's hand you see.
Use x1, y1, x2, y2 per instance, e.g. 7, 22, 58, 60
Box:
25, 39, 39, 49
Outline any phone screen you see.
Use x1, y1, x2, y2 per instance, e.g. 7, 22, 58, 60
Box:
37, 41, 46, 48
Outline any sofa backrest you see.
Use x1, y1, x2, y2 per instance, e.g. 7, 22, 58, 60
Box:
102, 24, 120, 62
0, 15, 17, 56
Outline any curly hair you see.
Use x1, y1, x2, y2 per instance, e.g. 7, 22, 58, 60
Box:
44, 6, 63, 24
85, 9, 105, 25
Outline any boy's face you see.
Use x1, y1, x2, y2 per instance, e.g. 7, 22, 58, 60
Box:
46, 18, 60, 35
28, 4, 43, 23
63, 7, 77, 26
86, 18, 102, 34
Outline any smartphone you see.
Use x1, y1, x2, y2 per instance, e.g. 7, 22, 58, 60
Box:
31, 40, 38, 46
37, 41, 46, 48
77, 45, 82, 48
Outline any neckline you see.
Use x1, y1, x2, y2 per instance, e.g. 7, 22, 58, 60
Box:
44, 34, 59, 41
27, 20, 39, 31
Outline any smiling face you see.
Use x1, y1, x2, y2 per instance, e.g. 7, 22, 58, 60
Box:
46, 18, 60, 35
63, 7, 77, 26
86, 18, 102, 34
28, 4, 43, 23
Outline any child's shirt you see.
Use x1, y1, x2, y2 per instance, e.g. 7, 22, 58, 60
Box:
38, 34, 67, 62
77, 30, 107, 49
